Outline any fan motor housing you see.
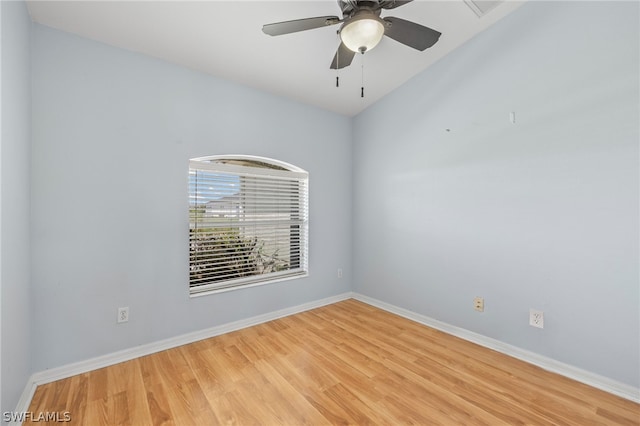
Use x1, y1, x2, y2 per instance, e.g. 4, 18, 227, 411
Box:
340, 0, 382, 17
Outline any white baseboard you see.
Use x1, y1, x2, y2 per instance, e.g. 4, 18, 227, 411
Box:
14, 292, 353, 416
10, 379, 38, 425
352, 292, 640, 403
15, 290, 638, 418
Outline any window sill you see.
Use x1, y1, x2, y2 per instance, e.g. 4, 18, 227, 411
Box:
189, 272, 309, 298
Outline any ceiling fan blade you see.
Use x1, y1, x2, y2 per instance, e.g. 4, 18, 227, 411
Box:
383, 17, 441, 51
262, 16, 340, 36
330, 42, 356, 70
380, 0, 414, 10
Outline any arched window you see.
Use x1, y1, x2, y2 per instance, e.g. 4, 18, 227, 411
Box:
188, 155, 308, 295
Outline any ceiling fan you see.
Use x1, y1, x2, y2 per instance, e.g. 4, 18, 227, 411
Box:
262, 0, 442, 70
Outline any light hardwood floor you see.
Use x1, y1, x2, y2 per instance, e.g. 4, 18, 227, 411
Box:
27, 299, 639, 425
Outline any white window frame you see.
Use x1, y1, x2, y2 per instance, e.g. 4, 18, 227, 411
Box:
188, 155, 308, 296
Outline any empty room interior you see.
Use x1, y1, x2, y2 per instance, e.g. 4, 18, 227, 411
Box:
1, 0, 639, 424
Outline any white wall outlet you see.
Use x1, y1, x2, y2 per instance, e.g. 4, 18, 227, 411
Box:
529, 309, 544, 328
117, 307, 129, 323
337, 268, 343, 278
474, 297, 484, 312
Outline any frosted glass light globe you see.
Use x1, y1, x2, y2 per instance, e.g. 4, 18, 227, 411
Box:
340, 16, 385, 53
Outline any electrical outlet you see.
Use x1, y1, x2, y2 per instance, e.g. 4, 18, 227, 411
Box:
117, 307, 129, 324
474, 297, 484, 312
529, 309, 544, 328
337, 268, 343, 278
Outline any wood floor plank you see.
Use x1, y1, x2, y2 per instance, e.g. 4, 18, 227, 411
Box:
144, 382, 175, 426
26, 299, 640, 425
252, 359, 328, 424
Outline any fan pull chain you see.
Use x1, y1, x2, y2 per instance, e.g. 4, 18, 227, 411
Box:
361, 52, 365, 98
336, 31, 340, 88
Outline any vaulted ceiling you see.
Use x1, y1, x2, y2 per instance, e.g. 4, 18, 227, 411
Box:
26, 1, 525, 116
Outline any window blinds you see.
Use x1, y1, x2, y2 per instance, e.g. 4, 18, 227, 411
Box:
189, 160, 308, 295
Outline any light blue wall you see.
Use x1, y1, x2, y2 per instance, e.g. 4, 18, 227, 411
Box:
30, 24, 352, 371
1, 0, 32, 414
353, 1, 639, 387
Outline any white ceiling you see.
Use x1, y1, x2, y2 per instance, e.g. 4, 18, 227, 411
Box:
26, 0, 525, 116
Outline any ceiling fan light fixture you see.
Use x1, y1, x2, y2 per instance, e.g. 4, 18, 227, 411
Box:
340, 14, 385, 53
